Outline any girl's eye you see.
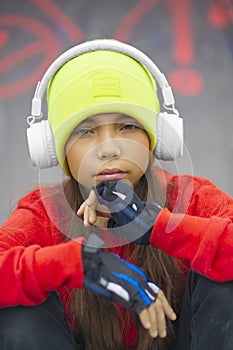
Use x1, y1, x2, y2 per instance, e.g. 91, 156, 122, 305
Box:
121, 123, 140, 131
73, 128, 92, 136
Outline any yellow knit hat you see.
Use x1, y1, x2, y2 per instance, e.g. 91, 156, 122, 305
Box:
47, 49, 160, 173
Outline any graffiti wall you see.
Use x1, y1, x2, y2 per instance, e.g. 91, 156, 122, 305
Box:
0, 0, 232, 222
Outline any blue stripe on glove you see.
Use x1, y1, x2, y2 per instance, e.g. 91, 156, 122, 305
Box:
112, 273, 153, 307
82, 233, 160, 314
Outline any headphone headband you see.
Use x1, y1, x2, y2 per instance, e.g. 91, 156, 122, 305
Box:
27, 39, 184, 168
30, 39, 176, 120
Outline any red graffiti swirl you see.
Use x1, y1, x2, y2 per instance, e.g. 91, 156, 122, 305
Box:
0, 14, 61, 99
114, 0, 203, 95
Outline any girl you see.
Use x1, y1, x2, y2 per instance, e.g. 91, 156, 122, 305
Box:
0, 39, 233, 350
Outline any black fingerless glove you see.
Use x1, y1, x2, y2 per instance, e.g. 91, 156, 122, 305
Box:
82, 234, 159, 314
92, 181, 162, 245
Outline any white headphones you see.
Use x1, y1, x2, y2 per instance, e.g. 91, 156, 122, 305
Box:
26, 39, 183, 169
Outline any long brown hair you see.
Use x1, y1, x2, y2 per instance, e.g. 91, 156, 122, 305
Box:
62, 166, 185, 350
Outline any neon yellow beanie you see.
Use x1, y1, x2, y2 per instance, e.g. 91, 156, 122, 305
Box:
47, 48, 160, 173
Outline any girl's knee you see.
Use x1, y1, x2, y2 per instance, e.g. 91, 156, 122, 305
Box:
192, 272, 233, 301
189, 271, 233, 319
0, 293, 75, 350
0, 305, 42, 348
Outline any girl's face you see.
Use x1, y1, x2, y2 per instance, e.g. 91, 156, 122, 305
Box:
65, 113, 150, 190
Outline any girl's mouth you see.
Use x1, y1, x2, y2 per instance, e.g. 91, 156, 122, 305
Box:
96, 168, 126, 181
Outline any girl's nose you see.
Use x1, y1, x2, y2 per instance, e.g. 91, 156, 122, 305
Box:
97, 139, 122, 160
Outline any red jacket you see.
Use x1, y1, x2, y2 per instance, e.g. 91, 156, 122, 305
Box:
0, 174, 233, 346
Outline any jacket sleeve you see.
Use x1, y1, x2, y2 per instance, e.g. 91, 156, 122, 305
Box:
150, 175, 233, 282
0, 189, 84, 307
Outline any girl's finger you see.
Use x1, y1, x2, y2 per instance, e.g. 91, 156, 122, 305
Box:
158, 290, 176, 321
86, 189, 98, 207
147, 303, 158, 338
139, 305, 163, 339
138, 308, 151, 330
84, 206, 98, 226
77, 189, 98, 216
153, 300, 167, 338
77, 201, 87, 216
83, 206, 89, 226
88, 206, 97, 224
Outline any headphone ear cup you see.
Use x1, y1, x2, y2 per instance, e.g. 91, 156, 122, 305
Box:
27, 120, 58, 168
154, 112, 183, 160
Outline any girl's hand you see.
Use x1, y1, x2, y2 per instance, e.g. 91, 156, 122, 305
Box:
77, 189, 108, 228
90, 180, 162, 245
138, 290, 176, 338
77, 189, 98, 226
83, 234, 162, 319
